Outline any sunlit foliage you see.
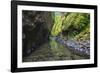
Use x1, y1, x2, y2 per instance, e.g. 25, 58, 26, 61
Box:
51, 12, 90, 40
50, 12, 90, 58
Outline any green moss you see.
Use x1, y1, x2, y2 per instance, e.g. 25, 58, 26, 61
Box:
74, 25, 90, 41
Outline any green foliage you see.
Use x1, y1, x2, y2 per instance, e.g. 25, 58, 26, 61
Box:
50, 12, 90, 40
62, 13, 78, 30
62, 12, 90, 40
51, 12, 63, 36
74, 25, 90, 41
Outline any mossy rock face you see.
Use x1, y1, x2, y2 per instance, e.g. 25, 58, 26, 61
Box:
22, 11, 54, 57
61, 13, 90, 41
49, 12, 90, 60
74, 25, 90, 41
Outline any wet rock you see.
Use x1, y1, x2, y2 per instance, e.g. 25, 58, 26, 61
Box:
51, 36, 90, 57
